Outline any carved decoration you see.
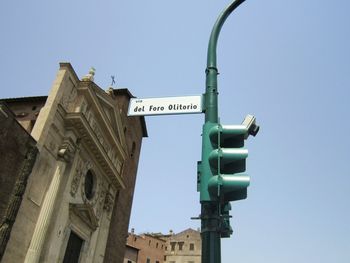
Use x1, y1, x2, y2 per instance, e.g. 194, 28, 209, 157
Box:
69, 203, 98, 231
70, 160, 92, 198
81, 104, 123, 174
96, 186, 106, 219
103, 192, 114, 214
57, 137, 76, 162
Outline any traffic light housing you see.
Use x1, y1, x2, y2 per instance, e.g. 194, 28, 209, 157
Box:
199, 122, 253, 202
198, 115, 258, 237
208, 124, 250, 202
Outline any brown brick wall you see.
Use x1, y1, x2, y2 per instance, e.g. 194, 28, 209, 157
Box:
127, 234, 166, 263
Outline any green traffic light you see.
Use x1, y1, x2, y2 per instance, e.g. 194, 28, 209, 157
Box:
201, 123, 251, 202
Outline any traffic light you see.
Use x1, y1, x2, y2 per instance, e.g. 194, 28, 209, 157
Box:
198, 115, 259, 203
207, 123, 250, 202
198, 115, 258, 239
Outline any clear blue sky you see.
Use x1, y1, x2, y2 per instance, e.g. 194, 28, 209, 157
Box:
1, 0, 349, 262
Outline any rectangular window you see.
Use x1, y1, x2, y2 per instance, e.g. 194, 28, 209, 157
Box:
178, 242, 184, 251
146, 258, 150, 263
189, 243, 195, 251
170, 242, 176, 251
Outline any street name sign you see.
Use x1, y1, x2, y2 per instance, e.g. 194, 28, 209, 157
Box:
127, 95, 203, 116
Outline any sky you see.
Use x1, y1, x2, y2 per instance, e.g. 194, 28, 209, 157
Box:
1, 0, 350, 262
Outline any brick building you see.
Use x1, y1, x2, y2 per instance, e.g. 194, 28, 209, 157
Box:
125, 231, 166, 263
125, 228, 201, 263
0, 62, 147, 263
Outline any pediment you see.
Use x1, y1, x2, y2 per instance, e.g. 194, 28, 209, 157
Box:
76, 83, 127, 159
95, 92, 123, 143
69, 203, 99, 231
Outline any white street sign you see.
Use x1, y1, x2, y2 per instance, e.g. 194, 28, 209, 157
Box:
127, 95, 203, 116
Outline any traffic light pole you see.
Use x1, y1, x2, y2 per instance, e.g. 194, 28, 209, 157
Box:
201, 1, 246, 263
204, 0, 246, 124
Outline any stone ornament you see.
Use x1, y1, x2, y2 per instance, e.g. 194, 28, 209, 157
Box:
70, 160, 92, 198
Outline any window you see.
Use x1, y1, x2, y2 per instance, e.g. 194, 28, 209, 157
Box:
84, 170, 95, 200
127, 261, 132, 263
146, 258, 150, 263
170, 242, 176, 251
63, 231, 84, 263
178, 242, 184, 251
189, 243, 195, 251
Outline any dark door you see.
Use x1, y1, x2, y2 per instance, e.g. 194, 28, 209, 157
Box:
63, 231, 84, 263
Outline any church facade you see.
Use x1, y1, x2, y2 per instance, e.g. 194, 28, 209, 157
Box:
0, 63, 147, 263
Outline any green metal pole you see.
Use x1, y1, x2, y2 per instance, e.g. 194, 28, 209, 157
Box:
201, 1, 246, 263
205, 0, 246, 123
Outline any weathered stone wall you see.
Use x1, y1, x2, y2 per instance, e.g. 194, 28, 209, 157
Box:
103, 90, 147, 263
164, 229, 202, 263
0, 103, 38, 261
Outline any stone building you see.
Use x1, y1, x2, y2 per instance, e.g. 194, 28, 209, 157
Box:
164, 229, 201, 263
124, 228, 201, 263
0, 62, 147, 263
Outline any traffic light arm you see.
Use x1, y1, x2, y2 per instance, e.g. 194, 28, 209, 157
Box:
207, 0, 246, 69
205, 0, 246, 123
